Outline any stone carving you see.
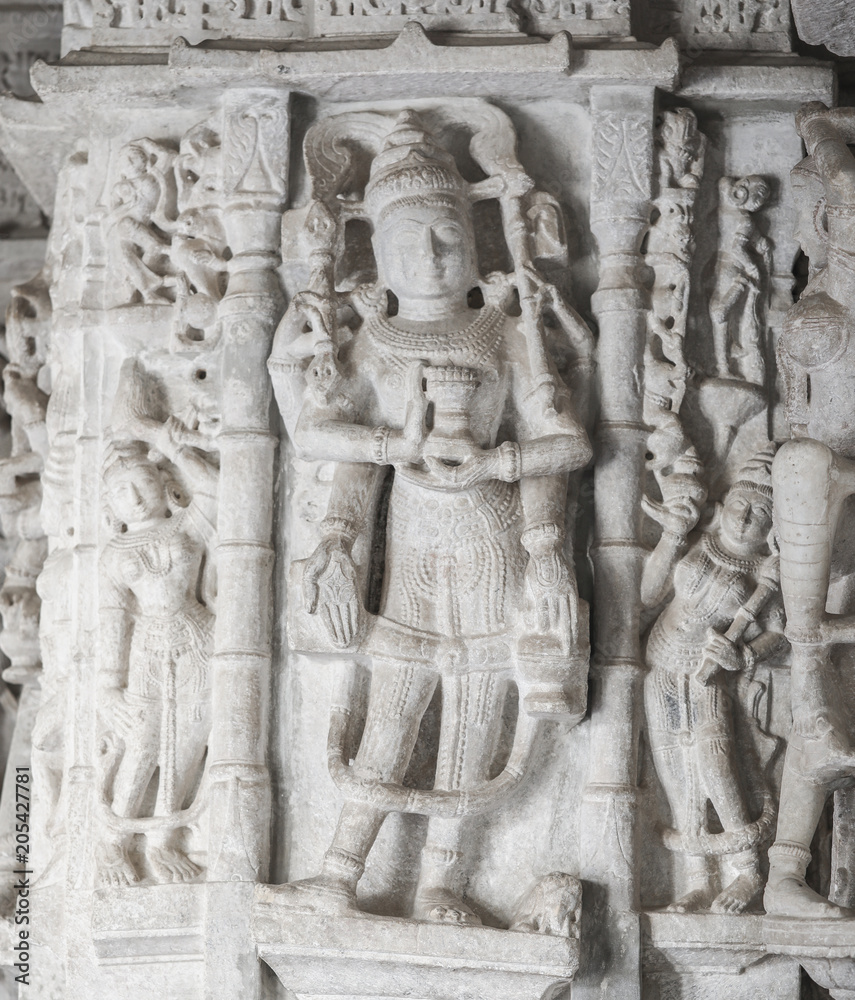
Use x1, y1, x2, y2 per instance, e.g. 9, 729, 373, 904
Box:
264, 105, 593, 925
107, 138, 178, 306
106, 126, 226, 341
768, 102, 855, 920
510, 872, 582, 937
642, 446, 784, 914
790, 0, 855, 57
677, 0, 789, 48
646, 108, 705, 413
96, 360, 219, 886
172, 125, 227, 347
709, 175, 771, 387
3, 12, 854, 1000
0, 282, 51, 684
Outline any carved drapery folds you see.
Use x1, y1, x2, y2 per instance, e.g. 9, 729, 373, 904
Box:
1, 15, 853, 1000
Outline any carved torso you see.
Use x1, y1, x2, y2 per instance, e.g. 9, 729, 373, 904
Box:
647, 533, 774, 672
104, 507, 213, 699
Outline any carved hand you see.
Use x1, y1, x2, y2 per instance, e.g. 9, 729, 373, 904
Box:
303, 534, 362, 649
523, 534, 579, 640
2, 366, 46, 426
388, 362, 428, 465
641, 494, 700, 540
419, 451, 501, 491
292, 290, 332, 341
795, 101, 831, 140
696, 628, 744, 684
99, 687, 144, 739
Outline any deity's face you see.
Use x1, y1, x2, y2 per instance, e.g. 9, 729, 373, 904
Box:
106, 462, 168, 527
372, 202, 477, 305
720, 487, 772, 551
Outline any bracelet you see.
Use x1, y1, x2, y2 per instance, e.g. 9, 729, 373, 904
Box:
498, 441, 521, 483
521, 522, 563, 549
321, 516, 358, 543
372, 425, 391, 466
742, 642, 758, 672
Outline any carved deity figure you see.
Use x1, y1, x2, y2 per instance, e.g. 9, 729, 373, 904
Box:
709, 175, 771, 386
107, 138, 176, 306
266, 109, 593, 924
97, 419, 217, 886
768, 102, 855, 919
642, 448, 784, 913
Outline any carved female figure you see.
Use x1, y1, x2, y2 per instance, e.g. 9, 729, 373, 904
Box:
97, 423, 217, 886
267, 110, 592, 924
642, 450, 784, 913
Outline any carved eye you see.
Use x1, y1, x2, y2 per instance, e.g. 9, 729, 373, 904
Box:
195, 369, 207, 381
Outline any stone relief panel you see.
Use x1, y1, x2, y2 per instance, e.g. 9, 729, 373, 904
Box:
0, 25, 852, 1000
636, 0, 790, 50
261, 102, 594, 947
637, 103, 797, 939
72, 0, 801, 50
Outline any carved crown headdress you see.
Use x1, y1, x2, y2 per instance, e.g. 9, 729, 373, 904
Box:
363, 111, 469, 222
731, 444, 775, 501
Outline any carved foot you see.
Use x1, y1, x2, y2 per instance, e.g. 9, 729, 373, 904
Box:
147, 846, 202, 884
414, 888, 481, 926
665, 886, 716, 914
711, 870, 763, 914
764, 877, 855, 920
255, 874, 359, 916
98, 843, 140, 888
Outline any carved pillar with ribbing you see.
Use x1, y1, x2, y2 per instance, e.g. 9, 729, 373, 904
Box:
204, 88, 289, 1000
576, 84, 656, 1000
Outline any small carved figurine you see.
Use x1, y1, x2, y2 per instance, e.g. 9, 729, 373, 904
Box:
642, 447, 784, 913
106, 138, 176, 306
709, 175, 772, 386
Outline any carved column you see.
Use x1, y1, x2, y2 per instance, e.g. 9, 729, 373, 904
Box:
577, 85, 656, 1000
202, 88, 289, 1000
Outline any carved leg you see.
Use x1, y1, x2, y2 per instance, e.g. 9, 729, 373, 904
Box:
667, 854, 715, 914
695, 713, 763, 914
712, 847, 762, 915
767, 440, 855, 917
645, 671, 716, 910
102, 736, 158, 887
764, 762, 847, 918
414, 670, 508, 926
146, 701, 210, 884
261, 658, 437, 914
709, 281, 743, 377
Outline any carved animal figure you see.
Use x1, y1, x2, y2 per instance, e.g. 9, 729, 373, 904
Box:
510, 872, 582, 937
